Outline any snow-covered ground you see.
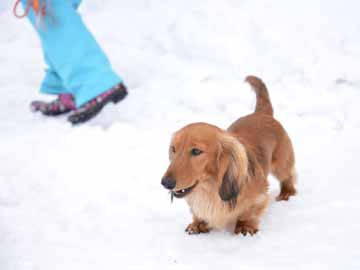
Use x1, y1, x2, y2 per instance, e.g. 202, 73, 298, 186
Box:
1, 0, 360, 269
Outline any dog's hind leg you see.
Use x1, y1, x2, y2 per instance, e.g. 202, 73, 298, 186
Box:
271, 136, 297, 201
275, 172, 297, 201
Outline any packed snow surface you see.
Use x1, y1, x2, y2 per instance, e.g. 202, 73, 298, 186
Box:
1, 0, 360, 269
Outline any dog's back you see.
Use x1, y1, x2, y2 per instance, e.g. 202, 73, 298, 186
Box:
228, 76, 296, 200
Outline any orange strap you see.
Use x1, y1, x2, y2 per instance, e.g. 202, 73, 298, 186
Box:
13, 0, 43, 19
33, 0, 40, 13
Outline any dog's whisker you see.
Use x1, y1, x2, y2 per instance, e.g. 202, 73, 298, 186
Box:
170, 191, 174, 203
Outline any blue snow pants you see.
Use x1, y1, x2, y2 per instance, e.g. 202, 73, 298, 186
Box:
21, 0, 123, 107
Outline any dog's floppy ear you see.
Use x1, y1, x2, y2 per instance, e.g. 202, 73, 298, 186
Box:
217, 134, 248, 208
218, 161, 240, 207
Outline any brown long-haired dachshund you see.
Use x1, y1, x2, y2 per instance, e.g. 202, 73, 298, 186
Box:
161, 76, 296, 236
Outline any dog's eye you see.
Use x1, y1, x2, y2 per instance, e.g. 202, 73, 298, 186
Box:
191, 148, 203, 156
171, 146, 176, 153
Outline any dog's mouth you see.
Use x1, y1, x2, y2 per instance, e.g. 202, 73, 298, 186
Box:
171, 181, 198, 199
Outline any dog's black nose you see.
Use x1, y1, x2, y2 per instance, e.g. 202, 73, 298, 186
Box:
161, 176, 176, 190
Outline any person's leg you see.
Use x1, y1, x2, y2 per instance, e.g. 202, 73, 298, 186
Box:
22, 0, 123, 108
41, 52, 68, 95
23, 1, 74, 114
21, 0, 66, 96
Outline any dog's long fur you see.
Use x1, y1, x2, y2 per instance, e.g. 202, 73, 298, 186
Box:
163, 76, 296, 235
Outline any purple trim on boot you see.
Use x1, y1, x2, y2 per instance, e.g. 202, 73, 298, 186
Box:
59, 94, 76, 110
31, 94, 76, 116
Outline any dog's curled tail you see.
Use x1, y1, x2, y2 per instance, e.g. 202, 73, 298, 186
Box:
245, 75, 274, 116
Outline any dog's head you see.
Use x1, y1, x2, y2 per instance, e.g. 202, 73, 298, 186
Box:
161, 123, 249, 206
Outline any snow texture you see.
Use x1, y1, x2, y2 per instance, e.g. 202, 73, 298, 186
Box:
1, 0, 360, 269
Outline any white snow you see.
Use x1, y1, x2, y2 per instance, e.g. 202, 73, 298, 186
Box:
1, 0, 360, 269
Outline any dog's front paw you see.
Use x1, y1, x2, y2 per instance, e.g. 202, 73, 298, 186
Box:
234, 221, 259, 236
185, 221, 210, 235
